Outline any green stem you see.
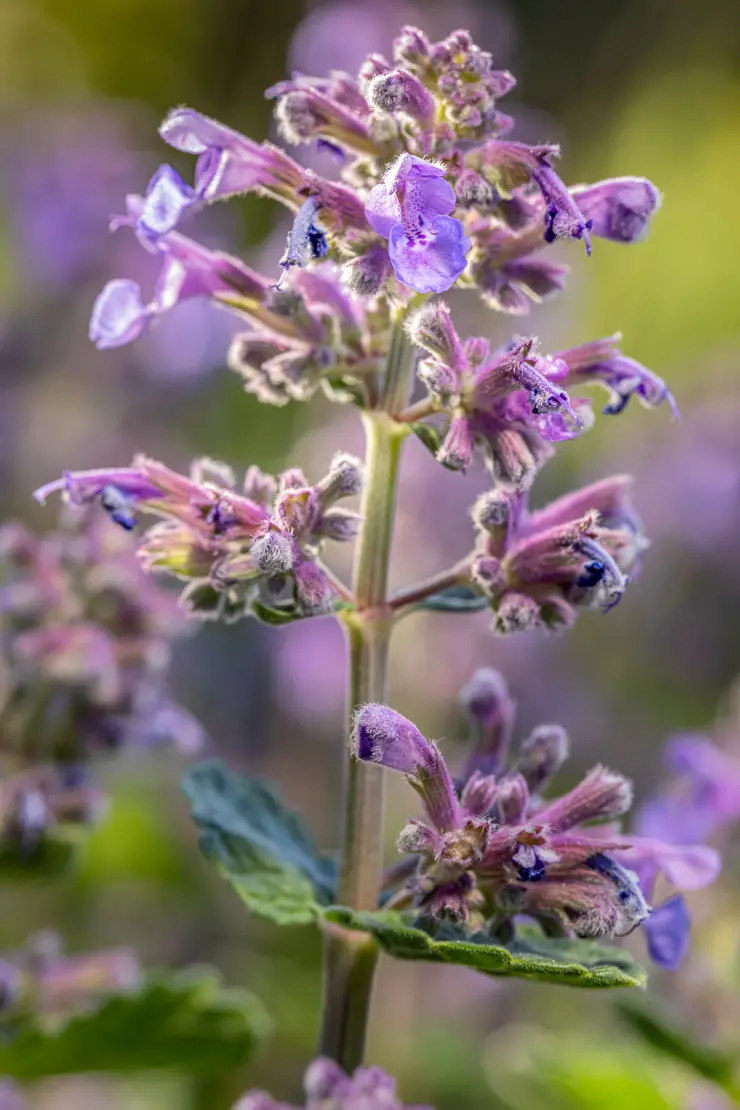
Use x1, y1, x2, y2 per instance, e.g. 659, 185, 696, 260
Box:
319, 349, 412, 1071
382, 307, 417, 416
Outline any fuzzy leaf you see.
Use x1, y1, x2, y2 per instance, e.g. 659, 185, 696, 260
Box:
183, 761, 336, 925
324, 908, 646, 988
0, 830, 80, 880
419, 584, 489, 612
0, 968, 270, 1079
410, 421, 443, 456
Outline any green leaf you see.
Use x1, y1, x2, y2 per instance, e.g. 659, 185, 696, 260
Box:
410, 421, 443, 457
324, 909, 647, 989
183, 761, 336, 925
419, 585, 489, 612
251, 599, 354, 627
0, 829, 80, 881
0, 968, 270, 1079
617, 997, 738, 1090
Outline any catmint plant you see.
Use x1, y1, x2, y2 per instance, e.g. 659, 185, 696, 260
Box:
26, 21, 697, 1107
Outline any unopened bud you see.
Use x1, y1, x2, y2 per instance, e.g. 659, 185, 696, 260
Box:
536, 765, 633, 833
397, 819, 440, 857
358, 53, 393, 92
438, 415, 475, 472
316, 508, 361, 542
243, 466, 277, 507
471, 489, 511, 532
455, 169, 496, 209
406, 301, 464, 367
293, 558, 333, 612
367, 70, 435, 121
492, 591, 542, 635
495, 774, 529, 824
393, 26, 430, 68
318, 453, 364, 502
489, 428, 538, 491
515, 724, 569, 792
460, 770, 498, 817
471, 555, 504, 597
250, 532, 294, 575
341, 245, 391, 297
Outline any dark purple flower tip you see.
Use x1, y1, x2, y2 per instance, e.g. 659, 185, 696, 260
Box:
89, 279, 150, 349
353, 704, 434, 774
644, 894, 691, 969
573, 177, 662, 244
278, 197, 329, 284
138, 164, 197, 238
33, 467, 163, 512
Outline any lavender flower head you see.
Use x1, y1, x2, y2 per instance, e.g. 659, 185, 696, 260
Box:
235, 1058, 432, 1110
354, 668, 715, 957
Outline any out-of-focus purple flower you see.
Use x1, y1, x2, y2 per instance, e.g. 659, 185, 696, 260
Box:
557, 334, 678, 418
571, 177, 662, 244
643, 894, 691, 970
235, 1056, 432, 1110
356, 681, 649, 941
366, 154, 471, 292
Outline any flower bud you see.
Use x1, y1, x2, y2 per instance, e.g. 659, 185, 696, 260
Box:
492, 591, 542, 635
489, 428, 538, 491
358, 53, 392, 92
393, 26, 430, 68
293, 558, 333, 613
515, 725, 570, 792
250, 531, 294, 575
397, 818, 442, 857
471, 489, 511, 532
572, 177, 662, 244
315, 508, 361, 542
496, 774, 529, 825
438, 415, 475, 472
341, 245, 391, 296
455, 169, 496, 209
536, 765, 633, 832
367, 70, 435, 121
318, 453, 364, 502
243, 466, 277, 507
406, 301, 464, 367
459, 666, 515, 776
460, 770, 498, 817
470, 555, 504, 596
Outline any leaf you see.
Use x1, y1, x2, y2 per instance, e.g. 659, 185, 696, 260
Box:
251, 599, 354, 627
0, 968, 271, 1078
617, 997, 738, 1090
324, 909, 647, 989
410, 421, 443, 457
419, 585, 489, 613
183, 761, 336, 925
0, 829, 80, 881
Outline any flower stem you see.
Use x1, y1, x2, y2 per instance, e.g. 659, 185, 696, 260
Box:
319, 360, 411, 1071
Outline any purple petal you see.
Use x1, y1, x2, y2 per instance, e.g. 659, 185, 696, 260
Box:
389, 215, 471, 294
644, 895, 690, 969
353, 705, 433, 773
365, 183, 399, 239
138, 164, 197, 237
159, 107, 232, 154
89, 280, 150, 349
573, 177, 662, 244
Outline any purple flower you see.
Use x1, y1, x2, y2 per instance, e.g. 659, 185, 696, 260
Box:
557, 334, 677, 418
365, 154, 471, 293
358, 689, 648, 940
643, 895, 691, 970
235, 1057, 433, 1110
572, 177, 662, 244
138, 164, 197, 237
89, 197, 275, 350
159, 107, 305, 208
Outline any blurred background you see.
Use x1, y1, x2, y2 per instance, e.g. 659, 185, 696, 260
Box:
2, 0, 740, 1106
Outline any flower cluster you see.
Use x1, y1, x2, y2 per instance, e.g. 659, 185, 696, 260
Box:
469, 474, 646, 633
34, 453, 363, 622
354, 668, 718, 958
236, 1058, 431, 1110
86, 22, 661, 381
408, 302, 675, 478
0, 931, 140, 1024
0, 509, 202, 855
